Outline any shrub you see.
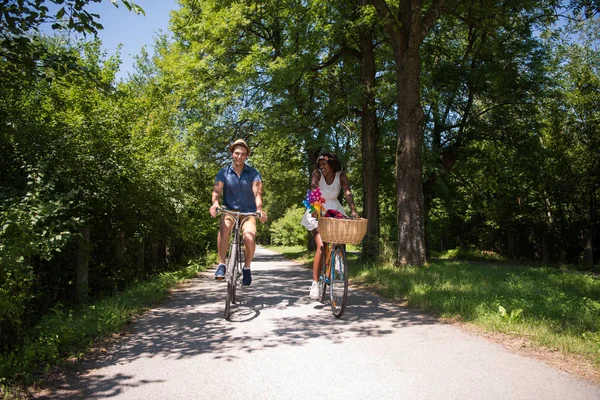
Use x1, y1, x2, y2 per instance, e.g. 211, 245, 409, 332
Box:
270, 206, 307, 246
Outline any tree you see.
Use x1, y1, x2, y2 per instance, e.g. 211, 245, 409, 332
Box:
369, 0, 445, 265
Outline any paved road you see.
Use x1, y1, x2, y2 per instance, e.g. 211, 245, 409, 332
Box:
37, 247, 600, 399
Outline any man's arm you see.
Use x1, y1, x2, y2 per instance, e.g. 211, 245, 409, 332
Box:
209, 181, 224, 218
252, 180, 268, 223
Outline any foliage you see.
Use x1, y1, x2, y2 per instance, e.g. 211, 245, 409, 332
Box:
0, 32, 210, 369
0, 170, 75, 354
270, 206, 307, 246
2, 0, 600, 387
0, 259, 207, 385
436, 248, 507, 263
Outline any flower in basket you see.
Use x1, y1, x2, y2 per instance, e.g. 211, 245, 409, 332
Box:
324, 209, 348, 219
302, 188, 326, 218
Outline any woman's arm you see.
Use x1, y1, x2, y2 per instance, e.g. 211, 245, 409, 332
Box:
310, 169, 321, 190
339, 172, 358, 217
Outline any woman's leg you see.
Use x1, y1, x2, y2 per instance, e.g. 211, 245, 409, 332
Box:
312, 229, 324, 282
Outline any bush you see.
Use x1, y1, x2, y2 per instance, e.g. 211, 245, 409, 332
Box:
270, 206, 307, 246
439, 247, 506, 262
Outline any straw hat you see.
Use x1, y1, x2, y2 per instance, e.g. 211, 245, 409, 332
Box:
229, 139, 251, 154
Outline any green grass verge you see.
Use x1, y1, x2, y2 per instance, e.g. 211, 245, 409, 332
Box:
269, 245, 600, 369
0, 259, 209, 392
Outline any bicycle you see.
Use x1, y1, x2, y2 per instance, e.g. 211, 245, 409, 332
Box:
316, 215, 367, 318
317, 241, 348, 318
217, 207, 261, 320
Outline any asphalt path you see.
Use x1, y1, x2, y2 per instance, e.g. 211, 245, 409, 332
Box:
37, 247, 600, 399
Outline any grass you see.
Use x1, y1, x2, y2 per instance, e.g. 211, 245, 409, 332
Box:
269, 245, 600, 370
0, 258, 210, 395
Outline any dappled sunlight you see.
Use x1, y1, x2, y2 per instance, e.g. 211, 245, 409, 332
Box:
36, 248, 434, 398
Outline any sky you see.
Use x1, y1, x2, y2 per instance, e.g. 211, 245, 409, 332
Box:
44, 0, 180, 81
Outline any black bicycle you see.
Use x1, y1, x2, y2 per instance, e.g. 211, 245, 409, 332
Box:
217, 207, 260, 320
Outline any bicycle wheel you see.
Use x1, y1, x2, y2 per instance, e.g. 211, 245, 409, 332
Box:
224, 241, 238, 320
329, 245, 348, 318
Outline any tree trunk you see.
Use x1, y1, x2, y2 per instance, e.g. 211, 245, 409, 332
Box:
394, 45, 426, 266
507, 231, 515, 259
151, 243, 159, 266
115, 231, 125, 268
136, 238, 145, 271
358, 0, 380, 261
542, 232, 551, 264
585, 228, 593, 267
371, 0, 442, 266
76, 227, 90, 303
159, 239, 169, 264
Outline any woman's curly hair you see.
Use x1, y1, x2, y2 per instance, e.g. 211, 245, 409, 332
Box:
315, 152, 342, 172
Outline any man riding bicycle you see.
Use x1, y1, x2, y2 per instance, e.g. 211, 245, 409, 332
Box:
209, 139, 268, 286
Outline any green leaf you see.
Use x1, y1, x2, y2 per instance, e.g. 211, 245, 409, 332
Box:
498, 305, 507, 317
56, 7, 66, 20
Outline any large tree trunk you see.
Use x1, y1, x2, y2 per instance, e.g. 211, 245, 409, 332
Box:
371, 0, 443, 266
395, 56, 426, 265
358, 0, 380, 261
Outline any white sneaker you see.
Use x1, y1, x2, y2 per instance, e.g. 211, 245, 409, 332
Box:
309, 281, 320, 300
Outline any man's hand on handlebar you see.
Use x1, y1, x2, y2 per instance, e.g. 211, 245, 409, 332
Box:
257, 210, 268, 223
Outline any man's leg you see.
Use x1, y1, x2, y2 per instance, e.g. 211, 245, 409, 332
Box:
215, 216, 233, 279
218, 216, 234, 264
243, 231, 256, 268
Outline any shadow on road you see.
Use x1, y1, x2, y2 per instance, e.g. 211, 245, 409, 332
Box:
35, 249, 436, 399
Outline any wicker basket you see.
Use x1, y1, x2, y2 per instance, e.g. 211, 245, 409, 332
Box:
318, 217, 368, 245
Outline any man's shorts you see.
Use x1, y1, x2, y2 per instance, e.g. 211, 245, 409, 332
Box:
222, 214, 257, 235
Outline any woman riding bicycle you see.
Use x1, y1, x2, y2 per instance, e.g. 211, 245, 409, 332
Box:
301, 152, 358, 300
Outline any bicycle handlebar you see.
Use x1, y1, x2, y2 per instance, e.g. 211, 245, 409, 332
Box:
216, 207, 262, 218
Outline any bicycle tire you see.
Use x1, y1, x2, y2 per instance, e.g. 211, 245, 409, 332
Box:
224, 240, 238, 320
318, 273, 327, 303
329, 245, 348, 318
